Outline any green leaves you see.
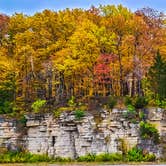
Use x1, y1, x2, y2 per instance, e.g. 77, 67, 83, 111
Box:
148, 51, 166, 99
74, 109, 85, 120
31, 99, 46, 113
140, 121, 160, 144
127, 147, 156, 162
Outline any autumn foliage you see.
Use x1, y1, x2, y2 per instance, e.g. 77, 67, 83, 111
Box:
0, 5, 165, 113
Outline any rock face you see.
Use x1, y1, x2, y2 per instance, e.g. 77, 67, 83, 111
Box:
0, 108, 165, 159
0, 118, 25, 152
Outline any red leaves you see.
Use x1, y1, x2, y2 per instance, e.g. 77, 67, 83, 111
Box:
0, 14, 9, 31
94, 53, 117, 84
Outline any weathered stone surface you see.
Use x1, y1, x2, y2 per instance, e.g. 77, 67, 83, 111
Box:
0, 108, 165, 159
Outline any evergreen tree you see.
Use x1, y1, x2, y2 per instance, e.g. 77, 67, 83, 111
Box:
148, 51, 166, 99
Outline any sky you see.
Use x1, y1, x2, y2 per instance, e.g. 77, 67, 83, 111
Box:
0, 0, 166, 15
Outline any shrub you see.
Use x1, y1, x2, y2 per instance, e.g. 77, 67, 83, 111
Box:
53, 156, 72, 162
53, 106, 73, 119
140, 121, 160, 144
117, 138, 128, 155
155, 98, 166, 108
18, 115, 27, 126
0, 152, 52, 163
77, 153, 122, 162
126, 147, 156, 162
133, 96, 148, 109
124, 96, 132, 106
95, 153, 111, 162
0, 151, 156, 163
31, 99, 46, 113
126, 147, 143, 161
127, 104, 135, 112
68, 96, 76, 107
123, 104, 137, 119
139, 111, 145, 121
28, 153, 50, 162
141, 78, 154, 103
143, 153, 156, 162
95, 153, 122, 162
74, 109, 85, 120
77, 153, 96, 162
108, 96, 117, 109
0, 101, 13, 114
124, 96, 148, 109
54, 110, 61, 118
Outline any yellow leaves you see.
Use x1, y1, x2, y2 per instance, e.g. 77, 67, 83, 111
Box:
0, 47, 15, 72
100, 4, 133, 37
0, 54, 15, 83
69, 19, 99, 50
0, 56, 11, 71
52, 48, 70, 72
16, 45, 34, 55
9, 13, 30, 35
0, 6, 165, 101
158, 46, 166, 60
47, 40, 67, 55
100, 4, 133, 19
14, 29, 34, 46
14, 28, 51, 49
0, 47, 8, 56
68, 22, 99, 68
96, 26, 116, 53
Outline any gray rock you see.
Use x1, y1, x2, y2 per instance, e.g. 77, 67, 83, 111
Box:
0, 108, 165, 159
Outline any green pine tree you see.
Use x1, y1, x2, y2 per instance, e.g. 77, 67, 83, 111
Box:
148, 51, 166, 99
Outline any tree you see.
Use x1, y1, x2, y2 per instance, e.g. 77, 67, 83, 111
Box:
93, 53, 117, 96
0, 5, 165, 114
0, 14, 9, 46
0, 54, 16, 114
100, 4, 133, 96
148, 51, 166, 99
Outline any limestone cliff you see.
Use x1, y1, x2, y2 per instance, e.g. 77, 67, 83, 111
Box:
0, 108, 165, 159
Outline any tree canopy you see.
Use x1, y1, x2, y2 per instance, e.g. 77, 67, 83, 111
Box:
0, 5, 166, 113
